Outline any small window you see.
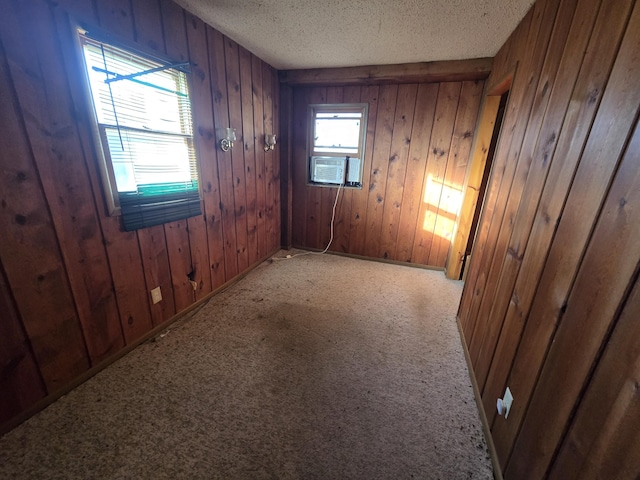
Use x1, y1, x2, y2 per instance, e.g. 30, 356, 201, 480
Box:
308, 104, 367, 188
77, 30, 201, 231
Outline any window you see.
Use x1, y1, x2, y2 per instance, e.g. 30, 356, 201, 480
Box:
308, 104, 368, 188
78, 30, 201, 231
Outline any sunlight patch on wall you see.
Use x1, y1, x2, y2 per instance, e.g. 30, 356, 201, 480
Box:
421, 174, 464, 238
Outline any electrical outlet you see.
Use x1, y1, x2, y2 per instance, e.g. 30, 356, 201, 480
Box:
151, 286, 162, 304
497, 387, 514, 419
503, 387, 514, 419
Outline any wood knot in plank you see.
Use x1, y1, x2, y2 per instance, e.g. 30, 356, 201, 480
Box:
507, 245, 523, 261
560, 301, 568, 314
540, 81, 549, 97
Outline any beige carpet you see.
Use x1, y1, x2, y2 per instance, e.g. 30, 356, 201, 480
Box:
0, 251, 493, 479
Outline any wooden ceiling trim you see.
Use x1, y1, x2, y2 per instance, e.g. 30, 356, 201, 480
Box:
279, 58, 493, 86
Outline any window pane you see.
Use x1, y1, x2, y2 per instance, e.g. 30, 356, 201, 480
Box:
82, 41, 191, 136
314, 117, 361, 154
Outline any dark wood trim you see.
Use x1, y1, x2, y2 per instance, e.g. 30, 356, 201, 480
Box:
279, 58, 494, 86
487, 71, 514, 97
445, 92, 502, 280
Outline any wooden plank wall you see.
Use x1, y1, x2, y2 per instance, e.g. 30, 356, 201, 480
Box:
0, 0, 280, 429
290, 79, 484, 268
457, 0, 640, 477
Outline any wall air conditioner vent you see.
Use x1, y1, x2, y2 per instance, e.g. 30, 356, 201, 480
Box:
310, 157, 346, 185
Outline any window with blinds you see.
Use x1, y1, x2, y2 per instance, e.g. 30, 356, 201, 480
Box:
78, 31, 201, 231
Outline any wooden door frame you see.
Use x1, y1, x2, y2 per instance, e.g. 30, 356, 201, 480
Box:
445, 76, 511, 279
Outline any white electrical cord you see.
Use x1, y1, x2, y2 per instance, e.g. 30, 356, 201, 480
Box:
273, 181, 344, 260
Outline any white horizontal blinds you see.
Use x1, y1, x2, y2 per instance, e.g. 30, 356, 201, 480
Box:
81, 35, 196, 192
102, 127, 195, 192
79, 32, 201, 231
313, 111, 362, 155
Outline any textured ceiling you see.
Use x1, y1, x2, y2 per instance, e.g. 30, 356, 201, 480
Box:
174, 0, 535, 70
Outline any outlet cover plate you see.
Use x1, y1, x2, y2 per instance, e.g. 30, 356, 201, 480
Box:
151, 286, 162, 304
503, 387, 514, 419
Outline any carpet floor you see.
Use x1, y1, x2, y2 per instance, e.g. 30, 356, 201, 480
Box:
0, 251, 493, 479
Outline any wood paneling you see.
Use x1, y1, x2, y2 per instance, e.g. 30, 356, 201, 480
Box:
332, 86, 361, 252
185, 12, 225, 290
378, 84, 418, 260
394, 83, 438, 262
481, 0, 612, 428
446, 94, 501, 279
467, 0, 569, 378
411, 82, 461, 266
458, 8, 534, 336
458, 0, 640, 478
363, 84, 398, 258
0, 263, 46, 425
263, 63, 279, 253
225, 37, 250, 273
252, 54, 268, 260
0, 34, 90, 392
431, 80, 483, 268
240, 46, 258, 264
0, 0, 279, 431
2, 0, 125, 364
549, 273, 640, 480
208, 28, 239, 281
291, 77, 484, 268
137, 225, 176, 326
279, 84, 294, 249
348, 86, 379, 256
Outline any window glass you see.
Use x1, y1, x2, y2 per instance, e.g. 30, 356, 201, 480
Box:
309, 104, 367, 187
314, 112, 362, 154
78, 32, 201, 231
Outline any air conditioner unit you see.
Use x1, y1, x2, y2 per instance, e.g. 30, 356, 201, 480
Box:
310, 156, 361, 185
310, 157, 346, 185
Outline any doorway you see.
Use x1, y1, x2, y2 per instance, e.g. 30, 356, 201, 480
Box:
445, 86, 510, 281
